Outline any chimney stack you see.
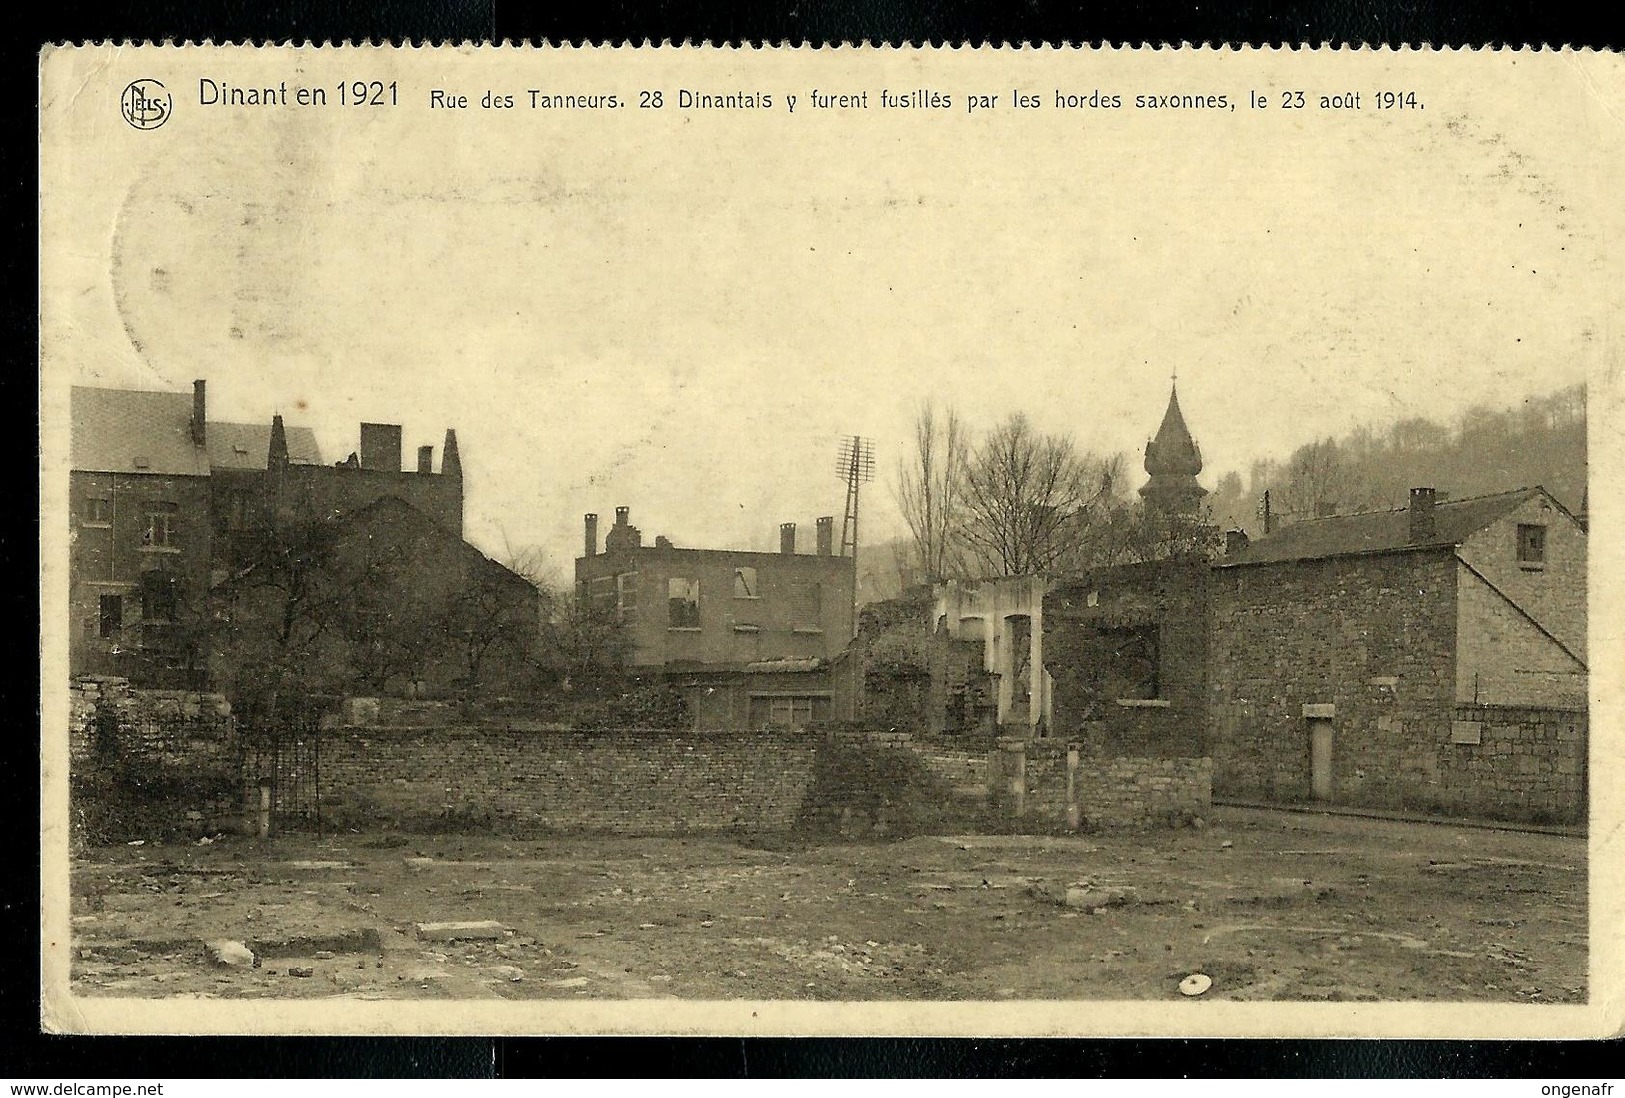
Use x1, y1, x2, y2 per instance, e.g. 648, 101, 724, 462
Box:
583, 513, 598, 557
604, 507, 641, 552
816, 516, 834, 556
191, 380, 207, 447
417, 445, 434, 474
1409, 487, 1438, 543
780, 522, 797, 555
1225, 528, 1250, 556
359, 423, 403, 472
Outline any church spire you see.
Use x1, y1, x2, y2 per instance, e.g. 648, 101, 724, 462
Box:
1139, 381, 1208, 515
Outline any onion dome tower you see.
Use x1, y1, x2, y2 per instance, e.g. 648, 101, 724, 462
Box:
1139, 381, 1208, 516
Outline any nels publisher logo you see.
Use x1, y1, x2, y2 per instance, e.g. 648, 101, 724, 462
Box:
120, 79, 172, 130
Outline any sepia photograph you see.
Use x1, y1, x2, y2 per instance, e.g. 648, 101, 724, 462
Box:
37, 44, 1622, 1038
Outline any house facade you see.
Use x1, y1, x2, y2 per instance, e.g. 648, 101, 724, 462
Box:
70, 380, 504, 696
574, 507, 857, 729
1209, 486, 1587, 823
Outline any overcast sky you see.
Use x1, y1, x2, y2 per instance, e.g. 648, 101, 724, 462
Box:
43, 50, 1612, 575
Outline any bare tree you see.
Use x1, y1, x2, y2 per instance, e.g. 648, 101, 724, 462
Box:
891, 402, 970, 586
959, 413, 1116, 577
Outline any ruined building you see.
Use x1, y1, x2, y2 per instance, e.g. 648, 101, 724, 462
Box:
575, 507, 859, 729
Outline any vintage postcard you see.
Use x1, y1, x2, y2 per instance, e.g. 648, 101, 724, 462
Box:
38, 44, 1623, 1038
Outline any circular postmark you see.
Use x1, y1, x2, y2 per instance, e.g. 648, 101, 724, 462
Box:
120, 79, 172, 130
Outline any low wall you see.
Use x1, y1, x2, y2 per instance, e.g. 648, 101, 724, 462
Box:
989, 738, 1212, 829
69, 676, 238, 844
70, 676, 232, 763
1432, 705, 1587, 824
319, 724, 821, 834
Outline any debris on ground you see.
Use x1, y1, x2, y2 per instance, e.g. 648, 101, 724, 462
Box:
205, 940, 255, 968
1179, 973, 1212, 996
415, 920, 507, 941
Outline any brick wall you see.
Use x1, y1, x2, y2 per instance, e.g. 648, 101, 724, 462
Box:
987, 739, 1212, 829
317, 724, 821, 834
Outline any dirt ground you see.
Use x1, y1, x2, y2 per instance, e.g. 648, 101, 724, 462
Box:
66, 806, 1587, 1002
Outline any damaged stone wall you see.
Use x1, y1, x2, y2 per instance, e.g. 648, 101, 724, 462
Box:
69, 676, 239, 844
988, 738, 1212, 829
69, 676, 233, 763
317, 723, 822, 834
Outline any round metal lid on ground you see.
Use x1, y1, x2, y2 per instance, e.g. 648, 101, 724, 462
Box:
1179, 973, 1212, 997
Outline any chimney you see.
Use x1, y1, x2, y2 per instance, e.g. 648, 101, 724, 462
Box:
780, 522, 797, 555
416, 445, 434, 474
1409, 487, 1438, 543
190, 380, 207, 447
583, 513, 598, 557
615, 506, 630, 527
816, 516, 834, 556
359, 423, 403, 472
267, 414, 289, 469
1225, 529, 1250, 556
441, 429, 462, 480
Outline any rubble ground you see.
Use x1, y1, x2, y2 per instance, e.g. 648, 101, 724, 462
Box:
67, 806, 1587, 1002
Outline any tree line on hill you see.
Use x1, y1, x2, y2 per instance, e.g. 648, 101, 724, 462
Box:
889, 383, 1586, 586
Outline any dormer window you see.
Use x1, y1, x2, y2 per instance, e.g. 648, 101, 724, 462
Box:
1517, 524, 1546, 568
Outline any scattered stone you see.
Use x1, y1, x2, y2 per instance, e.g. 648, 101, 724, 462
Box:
490, 965, 525, 982
550, 976, 589, 988
1179, 973, 1212, 997
287, 966, 314, 978
1065, 886, 1131, 910
700, 920, 715, 928
1220, 840, 1234, 849
416, 920, 507, 941
313, 951, 336, 960
205, 940, 255, 968
638, 923, 658, 930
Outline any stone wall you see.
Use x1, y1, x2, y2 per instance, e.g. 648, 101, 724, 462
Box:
1435, 705, 1587, 824
1209, 549, 1459, 806
317, 724, 821, 834
1208, 549, 1586, 824
69, 676, 239, 844
1044, 561, 1209, 756
987, 738, 1212, 830
69, 676, 233, 763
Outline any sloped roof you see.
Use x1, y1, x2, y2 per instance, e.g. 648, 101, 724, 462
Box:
71, 386, 211, 476
1144, 384, 1203, 478
207, 421, 323, 469
1217, 487, 1566, 568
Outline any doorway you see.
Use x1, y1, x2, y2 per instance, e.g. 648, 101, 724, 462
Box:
1308, 717, 1334, 800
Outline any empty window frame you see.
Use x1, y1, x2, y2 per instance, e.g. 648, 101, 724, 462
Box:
1517, 524, 1546, 566
668, 577, 701, 629
790, 581, 822, 630
1101, 624, 1160, 701
615, 572, 639, 621
748, 694, 832, 729
97, 594, 123, 638
139, 572, 178, 624
141, 503, 178, 549
83, 497, 113, 525
733, 566, 759, 599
